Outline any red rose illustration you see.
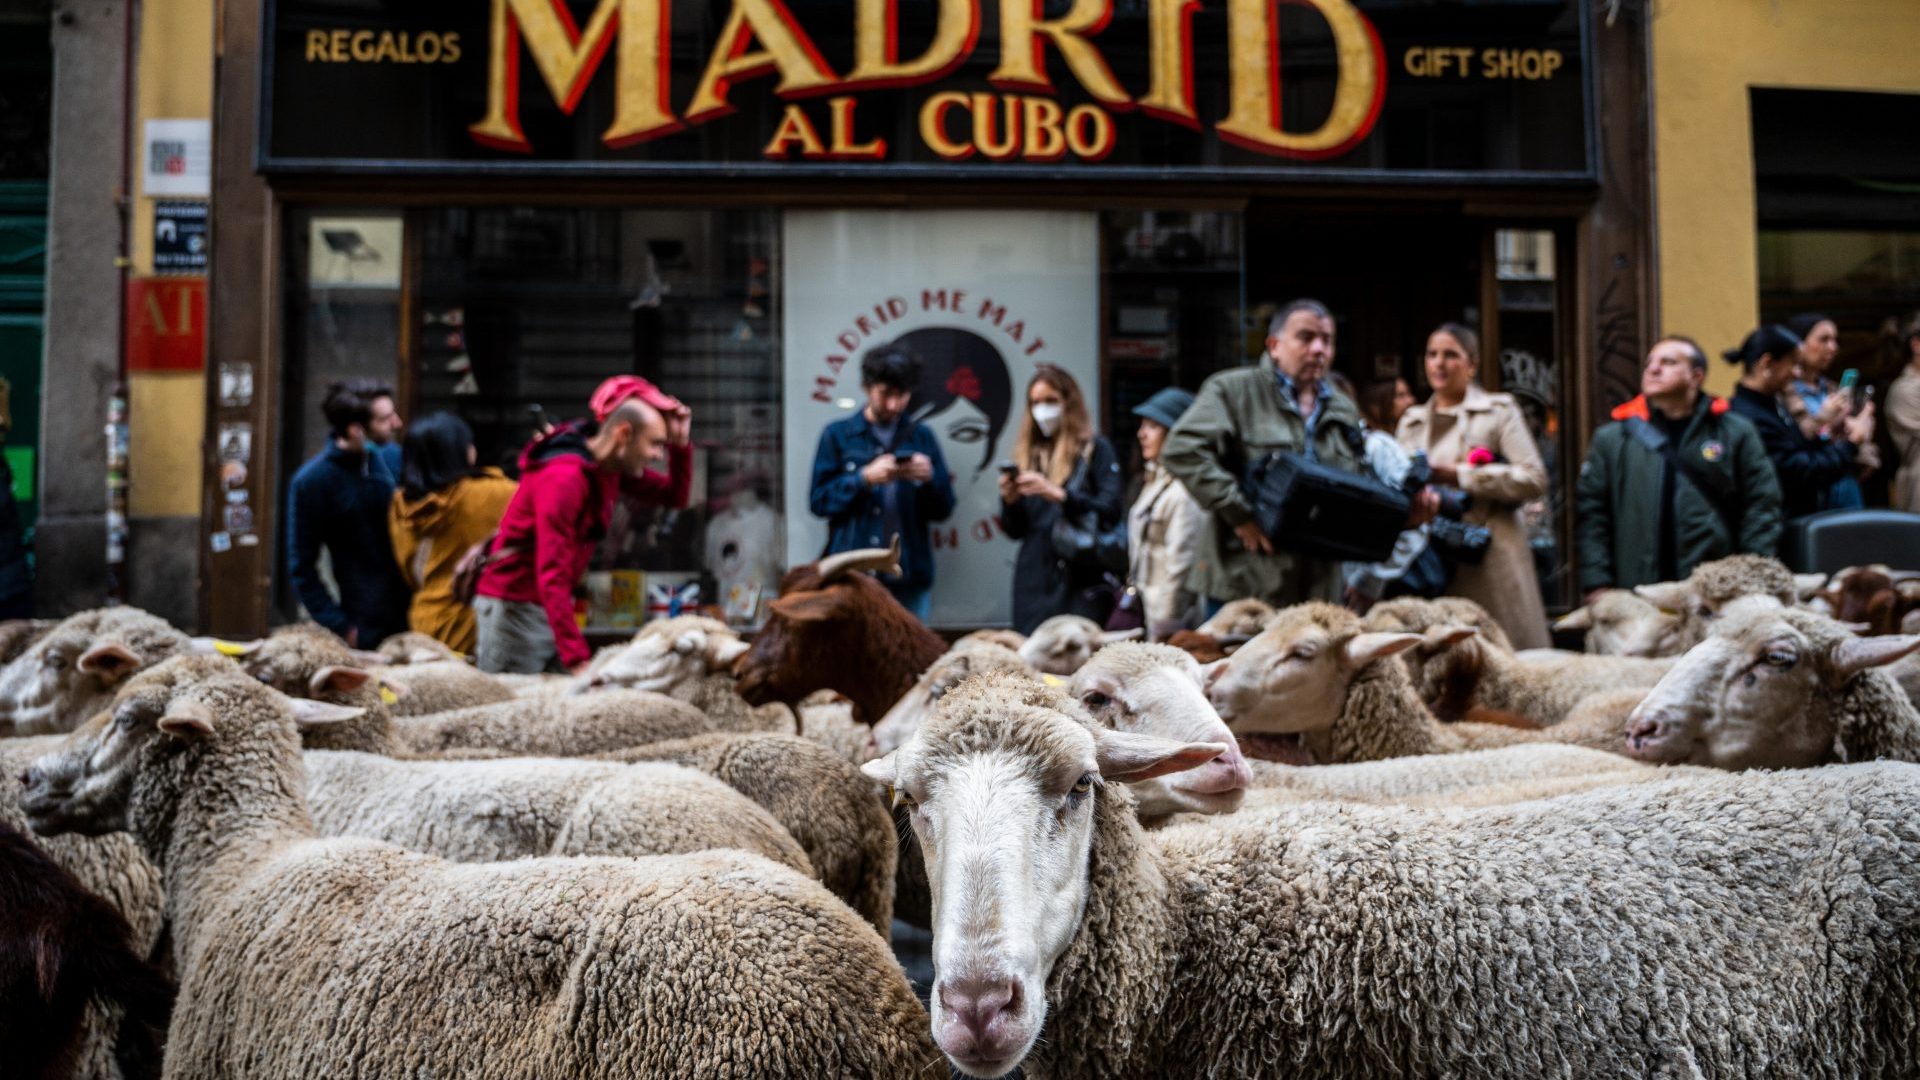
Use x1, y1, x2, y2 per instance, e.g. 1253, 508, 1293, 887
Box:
947, 366, 982, 401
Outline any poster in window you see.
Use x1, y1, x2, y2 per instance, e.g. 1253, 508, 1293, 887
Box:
783, 210, 1099, 628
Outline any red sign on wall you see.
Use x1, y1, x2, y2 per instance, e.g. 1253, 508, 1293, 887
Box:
125, 277, 207, 372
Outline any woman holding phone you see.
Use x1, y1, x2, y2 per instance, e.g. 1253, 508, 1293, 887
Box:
999, 364, 1124, 634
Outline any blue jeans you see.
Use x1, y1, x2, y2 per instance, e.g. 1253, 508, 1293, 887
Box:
891, 585, 932, 623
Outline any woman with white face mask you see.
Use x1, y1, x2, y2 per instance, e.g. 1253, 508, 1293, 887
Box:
999, 364, 1124, 634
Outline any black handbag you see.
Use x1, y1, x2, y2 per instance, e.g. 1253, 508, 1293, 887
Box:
1242, 446, 1411, 564
1050, 448, 1128, 575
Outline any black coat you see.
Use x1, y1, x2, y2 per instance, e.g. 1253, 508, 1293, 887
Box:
1728, 385, 1856, 521
1001, 437, 1125, 634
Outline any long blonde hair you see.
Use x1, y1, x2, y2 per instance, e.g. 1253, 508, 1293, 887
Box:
1013, 363, 1094, 486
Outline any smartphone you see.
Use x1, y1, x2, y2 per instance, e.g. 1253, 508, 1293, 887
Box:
997, 460, 1019, 477
1839, 369, 1859, 392
1853, 385, 1874, 417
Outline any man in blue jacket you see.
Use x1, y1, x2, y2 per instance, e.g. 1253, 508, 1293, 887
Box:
809, 344, 957, 620
285, 379, 411, 646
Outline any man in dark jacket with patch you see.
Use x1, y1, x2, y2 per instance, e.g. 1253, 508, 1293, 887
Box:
1576, 336, 1782, 600
808, 343, 956, 620
285, 379, 411, 647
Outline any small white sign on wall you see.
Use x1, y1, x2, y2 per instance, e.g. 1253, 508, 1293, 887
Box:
143, 119, 212, 198
782, 210, 1100, 628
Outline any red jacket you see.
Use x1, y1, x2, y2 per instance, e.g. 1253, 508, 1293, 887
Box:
475, 421, 692, 669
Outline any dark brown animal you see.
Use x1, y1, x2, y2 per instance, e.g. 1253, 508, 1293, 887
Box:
1166, 630, 1230, 665
0, 820, 172, 1080
734, 542, 947, 726
1817, 566, 1920, 637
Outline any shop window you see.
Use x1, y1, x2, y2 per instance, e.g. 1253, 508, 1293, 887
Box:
1102, 210, 1243, 452
281, 207, 782, 634
1490, 227, 1567, 611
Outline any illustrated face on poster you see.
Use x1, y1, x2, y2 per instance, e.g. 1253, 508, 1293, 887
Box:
783, 210, 1099, 628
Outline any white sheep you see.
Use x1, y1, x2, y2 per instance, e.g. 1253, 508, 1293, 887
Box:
21, 656, 942, 1077
1016, 615, 1141, 675
302, 750, 811, 872
867, 670, 1920, 1078
0, 607, 191, 735
1552, 589, 1685, 656
1624, 605, 1920, 769
1065, 642, 1250, 819
1208, 603, 1634, 762
873, 637, 1031, 755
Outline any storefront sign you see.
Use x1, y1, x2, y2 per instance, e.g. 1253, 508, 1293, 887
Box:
264, 0, 1590, 180
124, 278, 207, 372
782, 209, 1099, 628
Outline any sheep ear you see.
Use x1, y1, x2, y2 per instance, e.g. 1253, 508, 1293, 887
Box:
1828, 635, 1920, 682
1341, 632, 1423, 670
189, 637, 262, 657
347, 649, 391, 667
157, 700, 216, 738
309, 665, 373, 698
77, 643, 143, 685
706, 636, 750, 668
768, 590, 847, 624
859, 751, 898, 787
1633, 581, 1690, 613
1793, 573, 1830, 600
1553, 607, 1593, 631
286, 698, 366, 729
1423, 626, 1478, 648
672, 632, 702, 656
1096, 628, 1145, 645
1094, 728, 1226, 782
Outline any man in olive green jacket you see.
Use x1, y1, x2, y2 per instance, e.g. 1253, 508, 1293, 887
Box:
1162, 300, 1373, 608
1576, 336, 1782, 599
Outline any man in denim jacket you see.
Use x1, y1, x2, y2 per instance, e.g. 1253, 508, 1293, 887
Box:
809, 344, 957, 620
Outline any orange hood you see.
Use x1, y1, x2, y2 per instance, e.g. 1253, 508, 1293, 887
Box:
1611, 394, 1729, 422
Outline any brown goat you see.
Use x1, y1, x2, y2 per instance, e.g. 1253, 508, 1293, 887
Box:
733, 541, 946, 725
0, 820, 173, 1080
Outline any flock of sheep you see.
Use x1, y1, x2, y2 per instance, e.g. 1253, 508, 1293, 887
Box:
4, 543, 1920, 1078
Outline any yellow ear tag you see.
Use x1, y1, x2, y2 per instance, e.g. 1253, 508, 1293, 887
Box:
213, 640, 249, 657
379, 686, 399, 706
1040, 674, 1065, 688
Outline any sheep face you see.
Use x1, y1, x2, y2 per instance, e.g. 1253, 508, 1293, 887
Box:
1194, 598, 1276, 638
574, 618, 747, 695
873, 643, 1027, 756
1623, 611, 1919, 769
1557, 591, 1685, 657
376, 632, 461, 665
862, 673, 1222, 1079
1015, 616, 1139, 676
0, 620, 150, 737
1205, 608, 1423, 738
1070, 643, 1249, 817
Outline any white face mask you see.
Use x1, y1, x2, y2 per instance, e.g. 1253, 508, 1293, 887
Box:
1031, 402, 1063, 438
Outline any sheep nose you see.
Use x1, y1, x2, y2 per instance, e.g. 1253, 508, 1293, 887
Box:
19, 767, 34, 788
1625, 715, 1665, 750
940, 975, 1019, 1040
1183, 743, 1252, 795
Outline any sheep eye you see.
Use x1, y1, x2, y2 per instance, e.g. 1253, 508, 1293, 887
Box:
1696, 605, 1716, 621
1290, 646, 1317, 661
1762, 647, 1798, 669
1081, 691, 1111, 709
1069, 773, 1094, 797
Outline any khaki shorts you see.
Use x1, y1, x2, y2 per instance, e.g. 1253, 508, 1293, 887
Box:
473, 596, 558, 674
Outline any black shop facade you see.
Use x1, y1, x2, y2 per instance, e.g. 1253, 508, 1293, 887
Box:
202, 0, 1653, 636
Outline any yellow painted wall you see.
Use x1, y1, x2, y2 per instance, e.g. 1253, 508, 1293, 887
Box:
1653, 0, 1920, 396
129, 0, 213, 518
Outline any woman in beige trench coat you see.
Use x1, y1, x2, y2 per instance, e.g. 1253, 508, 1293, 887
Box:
1396, 323, 1551, 649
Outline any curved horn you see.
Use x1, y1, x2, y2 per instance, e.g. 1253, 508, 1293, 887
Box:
814, 535, 902, 584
